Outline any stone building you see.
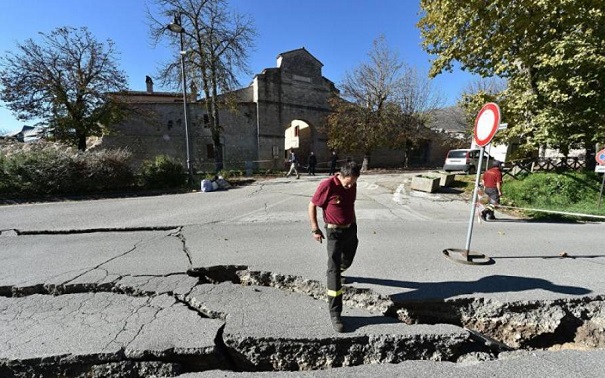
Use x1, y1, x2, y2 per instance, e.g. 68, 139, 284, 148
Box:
98, 48, 451, 172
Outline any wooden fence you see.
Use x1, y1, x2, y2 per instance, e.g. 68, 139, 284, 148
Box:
503, 157, 586, 179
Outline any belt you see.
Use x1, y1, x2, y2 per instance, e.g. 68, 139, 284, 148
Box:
326, 223, 351, 229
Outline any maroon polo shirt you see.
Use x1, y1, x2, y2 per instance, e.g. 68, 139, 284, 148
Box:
311, 175, 356, 225
483, 167, 502, 189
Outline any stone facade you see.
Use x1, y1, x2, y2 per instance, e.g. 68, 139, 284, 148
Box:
97, 48, 451, 172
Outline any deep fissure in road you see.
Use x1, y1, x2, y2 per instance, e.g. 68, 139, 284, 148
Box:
2, 265, 604, 376
237, 269, 605, 352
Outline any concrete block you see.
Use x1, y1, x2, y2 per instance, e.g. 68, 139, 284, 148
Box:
438, 173, 456, 187
411, 176, 440, 193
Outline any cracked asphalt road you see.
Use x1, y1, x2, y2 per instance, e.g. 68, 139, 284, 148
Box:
1, 172, 605, 377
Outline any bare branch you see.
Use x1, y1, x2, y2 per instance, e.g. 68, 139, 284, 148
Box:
0, 26, 128, 150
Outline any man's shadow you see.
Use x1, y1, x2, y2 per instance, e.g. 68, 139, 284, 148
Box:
345, 274, 592, 303
484, 218, 582, 224
342, 274, 591, 332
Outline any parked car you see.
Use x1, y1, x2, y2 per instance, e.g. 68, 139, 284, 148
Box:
442, 149, 495, 174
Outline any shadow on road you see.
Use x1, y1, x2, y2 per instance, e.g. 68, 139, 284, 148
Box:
493, 254, 605, 260
343, 314, 402, 332
346, 274, 592, 302
484, 218, 582, 224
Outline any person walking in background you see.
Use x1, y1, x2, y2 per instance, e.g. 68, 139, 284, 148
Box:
307, 151, 317, 176
308, 161, 361, 332
328, 151, 339, 175
481, 160, 503, 220
285, 149, 300, 179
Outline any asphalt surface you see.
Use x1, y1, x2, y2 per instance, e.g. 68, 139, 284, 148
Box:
1, 171, 605, 377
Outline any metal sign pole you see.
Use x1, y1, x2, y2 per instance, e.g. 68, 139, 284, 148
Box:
598, 172, 605, 209
595, 149, 605, 209
464, 147, 485, 258
443, 102, 499, 266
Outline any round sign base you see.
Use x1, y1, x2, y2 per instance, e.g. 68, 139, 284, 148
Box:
443, 248, 494, 265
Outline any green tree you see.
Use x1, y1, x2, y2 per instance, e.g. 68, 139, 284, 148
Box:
418, 0, 605, 167
149, 0, 256, 172
0, 27, 128, 151
458, 78, 507, 141
327, 36, 442, 170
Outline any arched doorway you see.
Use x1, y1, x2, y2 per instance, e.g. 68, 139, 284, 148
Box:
284, 119, 312, 166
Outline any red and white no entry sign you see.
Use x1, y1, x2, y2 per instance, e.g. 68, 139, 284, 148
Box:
596, 148, 605, 165
474, 103, 501, 147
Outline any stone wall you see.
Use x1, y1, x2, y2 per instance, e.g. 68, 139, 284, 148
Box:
97, 48, 450, 173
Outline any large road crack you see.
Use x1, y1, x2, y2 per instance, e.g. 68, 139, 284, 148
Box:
58, 240, 146, 290
2, 265, 605, 376
7, 226, 179, 235
169, 227, 193, 267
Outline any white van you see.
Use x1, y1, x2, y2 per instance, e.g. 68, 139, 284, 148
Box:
443, 149, 494, 174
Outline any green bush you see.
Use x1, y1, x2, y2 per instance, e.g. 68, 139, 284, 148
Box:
0, 153, 12, 193
0, 142, 134, 196
3, 147, 79, 194
76, 149, 134, 192
139, 155, 186, 189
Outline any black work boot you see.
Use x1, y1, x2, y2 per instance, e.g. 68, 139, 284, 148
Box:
330, 313, 345, 333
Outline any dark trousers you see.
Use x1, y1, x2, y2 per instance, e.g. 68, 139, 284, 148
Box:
484, 187, 500, 217
329, 164, 337, 175
326, 224, 358, 315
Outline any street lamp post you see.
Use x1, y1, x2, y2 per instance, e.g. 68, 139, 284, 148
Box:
167, 14, 193, 185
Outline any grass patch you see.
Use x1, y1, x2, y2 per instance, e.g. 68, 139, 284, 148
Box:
451, 171, 605, 221
449, 174, 477, 193
502, 171, 605, 221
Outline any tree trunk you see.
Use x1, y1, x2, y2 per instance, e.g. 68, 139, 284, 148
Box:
77, 132, 87, 151
210, 65, 224, 173
214, 141, 224, 172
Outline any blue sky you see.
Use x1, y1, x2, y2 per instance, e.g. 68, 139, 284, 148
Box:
0, 0, 475, 134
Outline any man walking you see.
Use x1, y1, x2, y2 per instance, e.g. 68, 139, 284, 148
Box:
307, 151, 317, 176
328, 151, 339, 175
481, 160, 503, 220
285, 149, 300, 179
308, 161, 361, 332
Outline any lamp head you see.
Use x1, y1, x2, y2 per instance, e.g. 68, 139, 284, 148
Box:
167, 14, 184, 33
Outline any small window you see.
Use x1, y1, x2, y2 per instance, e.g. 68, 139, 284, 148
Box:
203, 114, 210, 127
272, 145, 279, 158
294, 126, 299, 137
207, 144, 214, 159
167, 120, 173, 130
448, 150, 467, 159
